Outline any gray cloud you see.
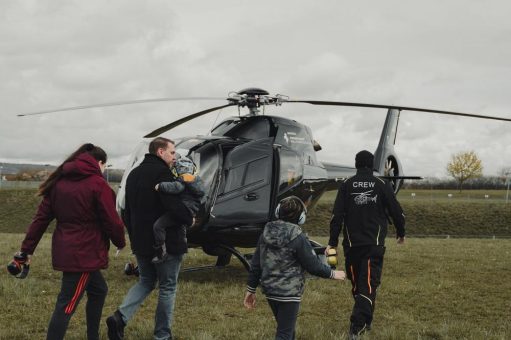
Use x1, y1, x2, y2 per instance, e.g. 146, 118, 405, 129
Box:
1, 0, 510, 178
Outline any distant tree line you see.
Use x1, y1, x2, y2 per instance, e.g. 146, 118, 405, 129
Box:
403, 176, 509, 190
427, 150, 510, 191
3, 168, 125, 183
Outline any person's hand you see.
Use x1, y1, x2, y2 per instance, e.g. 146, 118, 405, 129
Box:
397, 236, 405, 244
7, 252, 30, 278
332, 270, 346, 280
154, 184, 160, 191
325, 245, 336, 256
244, 292, 256, 309
14, 251, 29, 264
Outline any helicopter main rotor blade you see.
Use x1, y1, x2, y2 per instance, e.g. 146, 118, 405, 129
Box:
144, 103, 236, 138
17, 97, 225, 117
287, 100, 511, 122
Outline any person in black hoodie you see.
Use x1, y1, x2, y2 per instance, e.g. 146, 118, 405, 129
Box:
245, 196, 346, 340
326, 150, 405, 339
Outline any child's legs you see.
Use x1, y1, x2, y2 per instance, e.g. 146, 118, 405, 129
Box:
174, 204, 193, 227
163, 196, 194, 226
267, 299, 300, 340
153, 212, 173, 246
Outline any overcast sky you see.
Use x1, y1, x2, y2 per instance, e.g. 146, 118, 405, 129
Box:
1, 0, 510, 178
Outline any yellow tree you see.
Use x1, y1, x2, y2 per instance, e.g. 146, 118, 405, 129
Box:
446, 151, 483, 192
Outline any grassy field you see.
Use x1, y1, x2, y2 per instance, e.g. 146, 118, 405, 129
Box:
0, 189, 52, 233
2, 189, 511, 237
1, 234, 510, 340
1, 188, 510, 339
320, 189, 511, 204
306, 190, 511, 237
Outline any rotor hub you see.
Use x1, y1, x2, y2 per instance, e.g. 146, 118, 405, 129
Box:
227, 88, 288, 115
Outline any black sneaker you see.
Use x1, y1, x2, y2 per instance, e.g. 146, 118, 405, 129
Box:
152, 244, 168, 263
348, 333, 359, 340
348, 323, 367, 340
106, 310, 125, 340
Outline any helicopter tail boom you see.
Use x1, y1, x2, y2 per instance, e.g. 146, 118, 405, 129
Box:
373, 109, 404, 191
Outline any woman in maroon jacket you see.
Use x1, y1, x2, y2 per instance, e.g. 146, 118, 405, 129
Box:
13, 143, 126, 340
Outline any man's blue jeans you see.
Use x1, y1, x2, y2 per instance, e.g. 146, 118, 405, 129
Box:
118, 253, 183, 340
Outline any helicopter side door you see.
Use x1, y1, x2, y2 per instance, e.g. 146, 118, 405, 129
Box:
209, 138, 275, 226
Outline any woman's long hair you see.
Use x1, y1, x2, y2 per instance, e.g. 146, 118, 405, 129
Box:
38, 143, 107, 196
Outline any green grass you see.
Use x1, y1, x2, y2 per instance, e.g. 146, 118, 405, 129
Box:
1, 188, 510, 338
2, 189, 511, 237
1, 234, 510, 339
307, 200, 511, 237
318, 189, 510, 203
0, 189, 55, 233
305, 190, 511, 237
397, 189, 510, 202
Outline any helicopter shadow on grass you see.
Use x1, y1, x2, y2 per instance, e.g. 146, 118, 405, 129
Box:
179, 263, 248, 284
177, 244, 330, 284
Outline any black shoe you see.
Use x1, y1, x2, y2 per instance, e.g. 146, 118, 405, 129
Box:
151, 244, 168, 263
348, 323, 368, 340
151, 255, 168, 264
348, 333, 359, 340
106, 310, 125, 340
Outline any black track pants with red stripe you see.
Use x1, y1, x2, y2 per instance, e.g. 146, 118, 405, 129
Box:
47, 271, 108, 340
344, 245, 385, 333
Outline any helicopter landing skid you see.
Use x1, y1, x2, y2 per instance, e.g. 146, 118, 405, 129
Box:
182, 244, 252, 273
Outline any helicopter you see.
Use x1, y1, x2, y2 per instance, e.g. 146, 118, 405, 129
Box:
109, 88, 511, 271
19, 87, 511, 271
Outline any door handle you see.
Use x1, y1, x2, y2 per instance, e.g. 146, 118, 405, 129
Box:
244, 193, 259, 201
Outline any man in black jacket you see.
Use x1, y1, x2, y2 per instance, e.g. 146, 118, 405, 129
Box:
107, 137, 189, 340
326, 150, 405, 339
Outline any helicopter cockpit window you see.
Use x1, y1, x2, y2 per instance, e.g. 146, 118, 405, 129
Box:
210, 120, 240, 136
275, 123, 318, 166
175, 138, 204, 157
175, 139, 218, 201
278, 148, 303, 193
222, 118, 271, 140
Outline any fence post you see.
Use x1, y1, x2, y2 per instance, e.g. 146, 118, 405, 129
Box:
506, 172, 510, 203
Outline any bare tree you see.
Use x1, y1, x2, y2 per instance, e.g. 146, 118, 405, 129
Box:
498, 166, 511, 178
446, 151, 483, 192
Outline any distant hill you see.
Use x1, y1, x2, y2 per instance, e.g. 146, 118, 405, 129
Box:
0, 162, 124, 182
0, 163, 57, 175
